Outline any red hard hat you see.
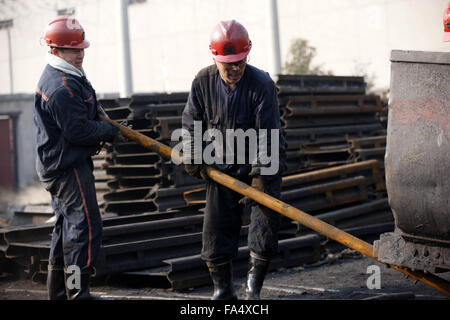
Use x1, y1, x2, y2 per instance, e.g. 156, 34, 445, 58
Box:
43, 16, 90, 49
443, 2, 450, 42
209, 20, 252, 63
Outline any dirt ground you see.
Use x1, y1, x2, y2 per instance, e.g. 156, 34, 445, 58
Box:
1, 191, 449, 302
0, 249, 448, 301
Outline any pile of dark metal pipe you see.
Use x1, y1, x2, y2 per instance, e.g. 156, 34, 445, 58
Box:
276, 74, 367, 98
0, 204, 393, 289
276, 76, 387, 173
0, 205, 205, 277
133, 222, 394, 290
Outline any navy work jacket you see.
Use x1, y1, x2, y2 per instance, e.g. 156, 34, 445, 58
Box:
34, 64, 118, 182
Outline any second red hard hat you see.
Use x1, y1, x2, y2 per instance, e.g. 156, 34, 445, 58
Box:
209, 20, 252, 63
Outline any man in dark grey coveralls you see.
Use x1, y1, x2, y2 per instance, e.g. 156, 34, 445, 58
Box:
182, 20, 286, 300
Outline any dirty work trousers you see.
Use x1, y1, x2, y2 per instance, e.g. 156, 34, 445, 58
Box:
201, 173, 282, 263
43, 160, 102, 271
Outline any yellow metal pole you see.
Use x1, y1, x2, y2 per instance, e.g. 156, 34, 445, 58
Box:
102, 116, 450, 296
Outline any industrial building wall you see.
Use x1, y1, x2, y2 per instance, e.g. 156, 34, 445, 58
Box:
0, 116, 15, 191
0, 0, 448, 96
0, 95, 36, 190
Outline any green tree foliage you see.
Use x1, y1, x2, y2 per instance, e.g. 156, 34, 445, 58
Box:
282, 38, 332, 75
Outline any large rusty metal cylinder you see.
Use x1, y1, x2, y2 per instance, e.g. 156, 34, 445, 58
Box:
385, 50, 450, 247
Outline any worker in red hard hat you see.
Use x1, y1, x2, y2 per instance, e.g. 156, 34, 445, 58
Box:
182, 20, 286, 300
443, 2, 450, 42
34, 16, 122, 300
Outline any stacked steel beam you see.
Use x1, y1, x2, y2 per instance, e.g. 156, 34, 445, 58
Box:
0, 205, 205, 277
277, 75, 386, 173
0, 75, 394, 291
92, 150, 112, 210
0, 203, 392, 289
99, 92, 205, 215
0, 207, 391, 289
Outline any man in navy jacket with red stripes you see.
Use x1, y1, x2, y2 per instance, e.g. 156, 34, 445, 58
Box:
34, 16, 120, 300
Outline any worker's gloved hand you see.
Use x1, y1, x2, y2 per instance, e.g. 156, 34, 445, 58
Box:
184, 164, 209, 181
112, 131, 128, 144
118, 120, 133, 130
249, 166, 278, 183
249, 160, 285, 183
97, 104, 110, 119
239, 169, 265, 207
238, 178, 263, 207
238, 195, 253, 207
249, 166, 261, 178
234, 164, 252, 177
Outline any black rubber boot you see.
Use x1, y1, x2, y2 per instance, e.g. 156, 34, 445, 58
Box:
47, 265, 67, 300
243, 254, 270, 300
64, 269, 103, 300
206, 260, 238, 300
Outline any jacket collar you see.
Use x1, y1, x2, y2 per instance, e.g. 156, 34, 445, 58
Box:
46, 52, 86, 78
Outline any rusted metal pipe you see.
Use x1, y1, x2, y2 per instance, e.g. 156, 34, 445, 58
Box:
281, 159, 379, 187
102, 116, 178, 161
101, 116, 450, 296
183, 187, 206, 204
